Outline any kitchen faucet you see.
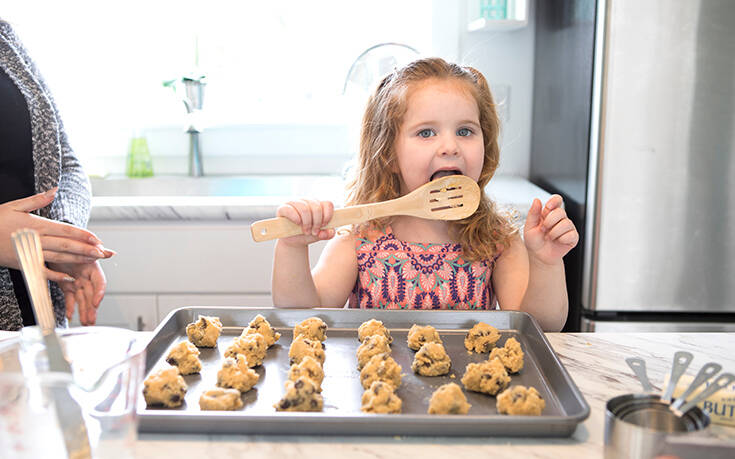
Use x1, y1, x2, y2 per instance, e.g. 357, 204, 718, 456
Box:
182, 75, 206, 177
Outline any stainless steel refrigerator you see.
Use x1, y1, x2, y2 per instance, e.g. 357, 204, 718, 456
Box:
530, 0, 735, 331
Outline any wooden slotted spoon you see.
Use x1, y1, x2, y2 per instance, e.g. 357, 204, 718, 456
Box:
250, 175, 481, 242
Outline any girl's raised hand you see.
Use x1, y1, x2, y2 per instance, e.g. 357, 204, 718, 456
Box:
523, 195, 579, 266
275, 199, 336, 247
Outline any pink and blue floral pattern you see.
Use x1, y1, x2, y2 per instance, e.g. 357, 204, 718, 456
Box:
348, 228, 497, 310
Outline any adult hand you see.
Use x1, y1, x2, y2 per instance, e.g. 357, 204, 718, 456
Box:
49, 260, 107, 326
0, 188, 113, 283
523, 195, 579, 266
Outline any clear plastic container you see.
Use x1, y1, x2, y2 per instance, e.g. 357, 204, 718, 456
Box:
0, 326, 146, 459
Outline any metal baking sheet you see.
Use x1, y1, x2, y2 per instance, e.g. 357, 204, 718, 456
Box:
138, 307, 589, 437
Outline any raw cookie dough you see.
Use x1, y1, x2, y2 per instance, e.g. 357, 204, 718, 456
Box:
428, 382, 472, 415
186, 315, 223, 347
288, 355, 325, 391
224, 332, 268, 367
496, 385, 545, 415
406, 324, 442, 350
199, 387, 243, 411
293, 317, 328, 342
357, 319, 393, 344
289, 335, 326, 365
361, 381, 402, 414
274, 377, 323, 412
360, 353, 402, 390
489, 337, 524, 373
356, 334, 391, 370
464, 322, 501, 353
242, 314, 281, 348
165, 341, 202, 375
143, 367, 188, 408
217, 354, 260, 393
461, 357, 510, 395
411, 342, 451, 376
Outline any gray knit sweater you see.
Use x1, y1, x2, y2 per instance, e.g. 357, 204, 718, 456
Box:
0, 20, 91, 331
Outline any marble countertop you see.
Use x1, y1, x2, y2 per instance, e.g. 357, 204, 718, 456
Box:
89, 175, 551, 222
131, 332, 735, 458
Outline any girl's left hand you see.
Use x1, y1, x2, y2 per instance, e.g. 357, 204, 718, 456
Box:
523, 195, 579, 265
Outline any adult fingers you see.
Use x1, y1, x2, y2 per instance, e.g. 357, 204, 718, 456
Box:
89, 263, 107, 308
64, 286, 76, 321
41, 234, 107, 258
75, 281, 92, 325
29, 214, 103, 245
44, 267, 76, 284
6, 188, 57, 212
78, 279, 96, 325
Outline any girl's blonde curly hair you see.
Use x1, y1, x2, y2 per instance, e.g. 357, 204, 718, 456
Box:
345, 57, 517, 261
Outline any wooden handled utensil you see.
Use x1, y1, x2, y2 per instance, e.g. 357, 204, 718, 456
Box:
250, 174, 481, 242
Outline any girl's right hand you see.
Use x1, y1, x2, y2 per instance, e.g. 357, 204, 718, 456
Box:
275, 199, 336, 247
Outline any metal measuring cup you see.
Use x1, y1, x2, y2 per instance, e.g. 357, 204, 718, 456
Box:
604, 351, 735, 459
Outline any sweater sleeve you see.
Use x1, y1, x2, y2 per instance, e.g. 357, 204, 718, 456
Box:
0, 20, 91, 228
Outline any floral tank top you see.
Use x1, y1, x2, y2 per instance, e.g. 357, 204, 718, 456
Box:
348, 227, 498, 310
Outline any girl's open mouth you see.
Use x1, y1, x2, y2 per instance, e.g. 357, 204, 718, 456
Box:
430, 169, 462, 182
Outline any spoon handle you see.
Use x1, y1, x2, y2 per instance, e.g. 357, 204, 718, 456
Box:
674, 373, 735, 415
669, 362, 722, 412
661, 350, 693, 403
625, 357, 655, 393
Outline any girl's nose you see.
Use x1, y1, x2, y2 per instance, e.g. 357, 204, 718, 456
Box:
437, 135, 459, 156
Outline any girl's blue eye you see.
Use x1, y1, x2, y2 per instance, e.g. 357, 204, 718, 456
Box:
457, 127, 472, 137
418, 129, 435, 138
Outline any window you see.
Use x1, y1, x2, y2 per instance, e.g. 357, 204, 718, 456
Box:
5, 1, 445, 176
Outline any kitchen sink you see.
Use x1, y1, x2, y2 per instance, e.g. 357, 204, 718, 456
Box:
90, 175, 345, 198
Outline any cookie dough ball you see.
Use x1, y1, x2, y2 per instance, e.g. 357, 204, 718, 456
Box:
360, 353, 402, 390
288, 355, 325, 391
489, 337, 524, 373
217, 354, 260, 393
464, 322, 501, 353
293, 317, 327, 342
224, 332, 268, 367
289, 335, 326, 366
356, 334, 391, 370
361, 381, 402, 414
143, 367, 188, 408
357, 319, 393, 344
199, 388, 243, 411
242, 314, 281, 348
461, 357, 510, 395
496, 385, 545, 415
428, 383, 471, 415
165, 341, 202, 375
411, 342, 451, 376
274, 377, 323, 412
406, 324, 442, 350
186, 315, 223, 348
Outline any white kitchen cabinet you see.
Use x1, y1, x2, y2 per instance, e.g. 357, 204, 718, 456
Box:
70, 294, 157, 331
88, 222, 326, 294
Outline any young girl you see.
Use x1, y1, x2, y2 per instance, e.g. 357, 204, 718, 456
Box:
271, 58, 578, 332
